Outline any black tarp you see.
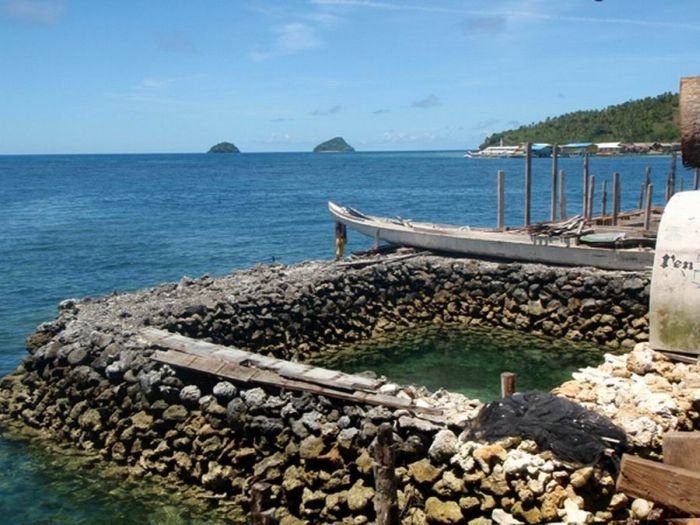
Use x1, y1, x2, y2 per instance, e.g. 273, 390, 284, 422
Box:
469, 391, 627, 468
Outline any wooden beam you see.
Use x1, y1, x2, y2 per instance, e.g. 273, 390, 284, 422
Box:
617, 454, 700, 515
664, 432, 700, 472
140, 328, 382, 392
152, 350, 443, 415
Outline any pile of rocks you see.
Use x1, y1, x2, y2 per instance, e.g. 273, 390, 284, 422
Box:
1, 254, 686, 524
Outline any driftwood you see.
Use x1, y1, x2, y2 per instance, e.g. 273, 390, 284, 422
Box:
681, 76, 700, 168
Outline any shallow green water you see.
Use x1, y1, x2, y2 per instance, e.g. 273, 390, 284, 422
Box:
0, 432, 244, 525
313, 325, 611, 401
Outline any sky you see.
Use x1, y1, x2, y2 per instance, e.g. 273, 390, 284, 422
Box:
1, 0, 700, 154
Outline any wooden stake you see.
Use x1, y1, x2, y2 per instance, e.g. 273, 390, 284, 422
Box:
644, 184, 653, 231
586, 175, 595, 221
501, 372, 516, 397
373, 423, 399, 525
601, 180, 608, 218
524, 142, 532, 226
612, 172, 620, 226
251, 482, 274, 525
582, 153, 590, 215
497, 170, 505, 231
559, 169, 567, 220
694, 168, 699, 190
670, 151, 677, 196
550, 144, 558, 221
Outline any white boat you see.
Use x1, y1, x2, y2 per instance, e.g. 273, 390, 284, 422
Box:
328, 201, 654, 271
464, 145, 526, 158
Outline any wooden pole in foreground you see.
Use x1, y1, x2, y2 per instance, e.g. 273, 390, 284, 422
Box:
586, 175, 595, 221
559, 170, 567, 220
550, 145, 558, 221
501, 372, 516, 397
680, 76, 700, 168
644, 184, 653, 231
251, 482, 274, 525
373, 423, 399, 525
524, 143, 532, 226
582, 153, 590, 215
695, 168, 700, 190
612, 172, 620, 226
497, 170, 505, 231
601, 179, 608, 217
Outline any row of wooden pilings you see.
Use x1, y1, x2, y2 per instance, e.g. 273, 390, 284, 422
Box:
495, 145, 700, 231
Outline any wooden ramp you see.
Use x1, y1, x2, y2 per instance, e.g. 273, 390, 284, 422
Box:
139, 328, 442, 415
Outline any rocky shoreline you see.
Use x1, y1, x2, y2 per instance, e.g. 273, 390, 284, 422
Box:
2, 253, 698, 523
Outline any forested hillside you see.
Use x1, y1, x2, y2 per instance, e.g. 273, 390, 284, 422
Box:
481, 93, 679, 149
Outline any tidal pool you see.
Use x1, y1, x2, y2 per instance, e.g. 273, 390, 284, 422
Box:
312, 325, 613, 401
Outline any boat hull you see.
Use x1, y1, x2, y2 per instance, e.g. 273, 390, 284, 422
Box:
328, 202, 653, 272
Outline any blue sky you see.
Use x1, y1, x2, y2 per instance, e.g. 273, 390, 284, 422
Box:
1, 0, 699, 154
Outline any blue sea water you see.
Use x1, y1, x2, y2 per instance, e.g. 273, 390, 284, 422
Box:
0, 151, 689, 522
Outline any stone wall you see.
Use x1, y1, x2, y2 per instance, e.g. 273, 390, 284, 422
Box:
2, 254, 691, 524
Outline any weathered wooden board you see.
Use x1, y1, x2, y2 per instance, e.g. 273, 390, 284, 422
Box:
152, 350, 442, 415
681, 76, 700, 168
664, 432, 700, 472
140, 328, 383, 391
617, 454, 700, 515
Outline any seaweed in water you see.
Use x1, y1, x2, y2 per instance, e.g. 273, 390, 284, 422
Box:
469, 391, 627, 470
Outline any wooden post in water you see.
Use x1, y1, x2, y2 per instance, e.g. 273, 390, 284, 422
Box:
670, 152, 677, 197
524, 143, 532, 226
586, 175, 595, 221
695, 168, 700, 190
582, 153, 590, 216
680, 176, 685, 192
644, 184, 653, 231
601, 179, 608, 217
497, 170, 505, 231
501, 372, 516, 397
642, 167, 651, 207
550, 145, 558, 221
559, 170, 567, 220
373, 422, 399, 525
665, 173, 673, 203
612, 172, 620, 226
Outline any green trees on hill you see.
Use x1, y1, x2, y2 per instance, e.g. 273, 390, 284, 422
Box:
481, 92, 679, 149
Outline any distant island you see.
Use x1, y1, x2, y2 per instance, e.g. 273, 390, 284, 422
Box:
208, 142, 240, 154
481, 92, 680, 149
313, 137, 355, 153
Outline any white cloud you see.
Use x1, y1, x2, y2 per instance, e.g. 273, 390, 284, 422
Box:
382, 130, 437, 143
0, 0, 63, 24
251, 22, 322, 61
312, 0, 700, 31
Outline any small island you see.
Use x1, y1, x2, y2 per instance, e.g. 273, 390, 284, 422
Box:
207, 141, 240, 154
313, 137, 355, 153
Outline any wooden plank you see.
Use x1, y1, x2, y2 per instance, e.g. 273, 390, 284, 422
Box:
664, 432, 700, 472
141, 328, 383, 392
152, 350, 442, 415
617, 454, 700, 515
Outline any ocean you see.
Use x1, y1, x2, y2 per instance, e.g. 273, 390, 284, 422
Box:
0, 151, 687, 522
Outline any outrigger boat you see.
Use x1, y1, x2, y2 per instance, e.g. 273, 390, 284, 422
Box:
328, 201, 655, 271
